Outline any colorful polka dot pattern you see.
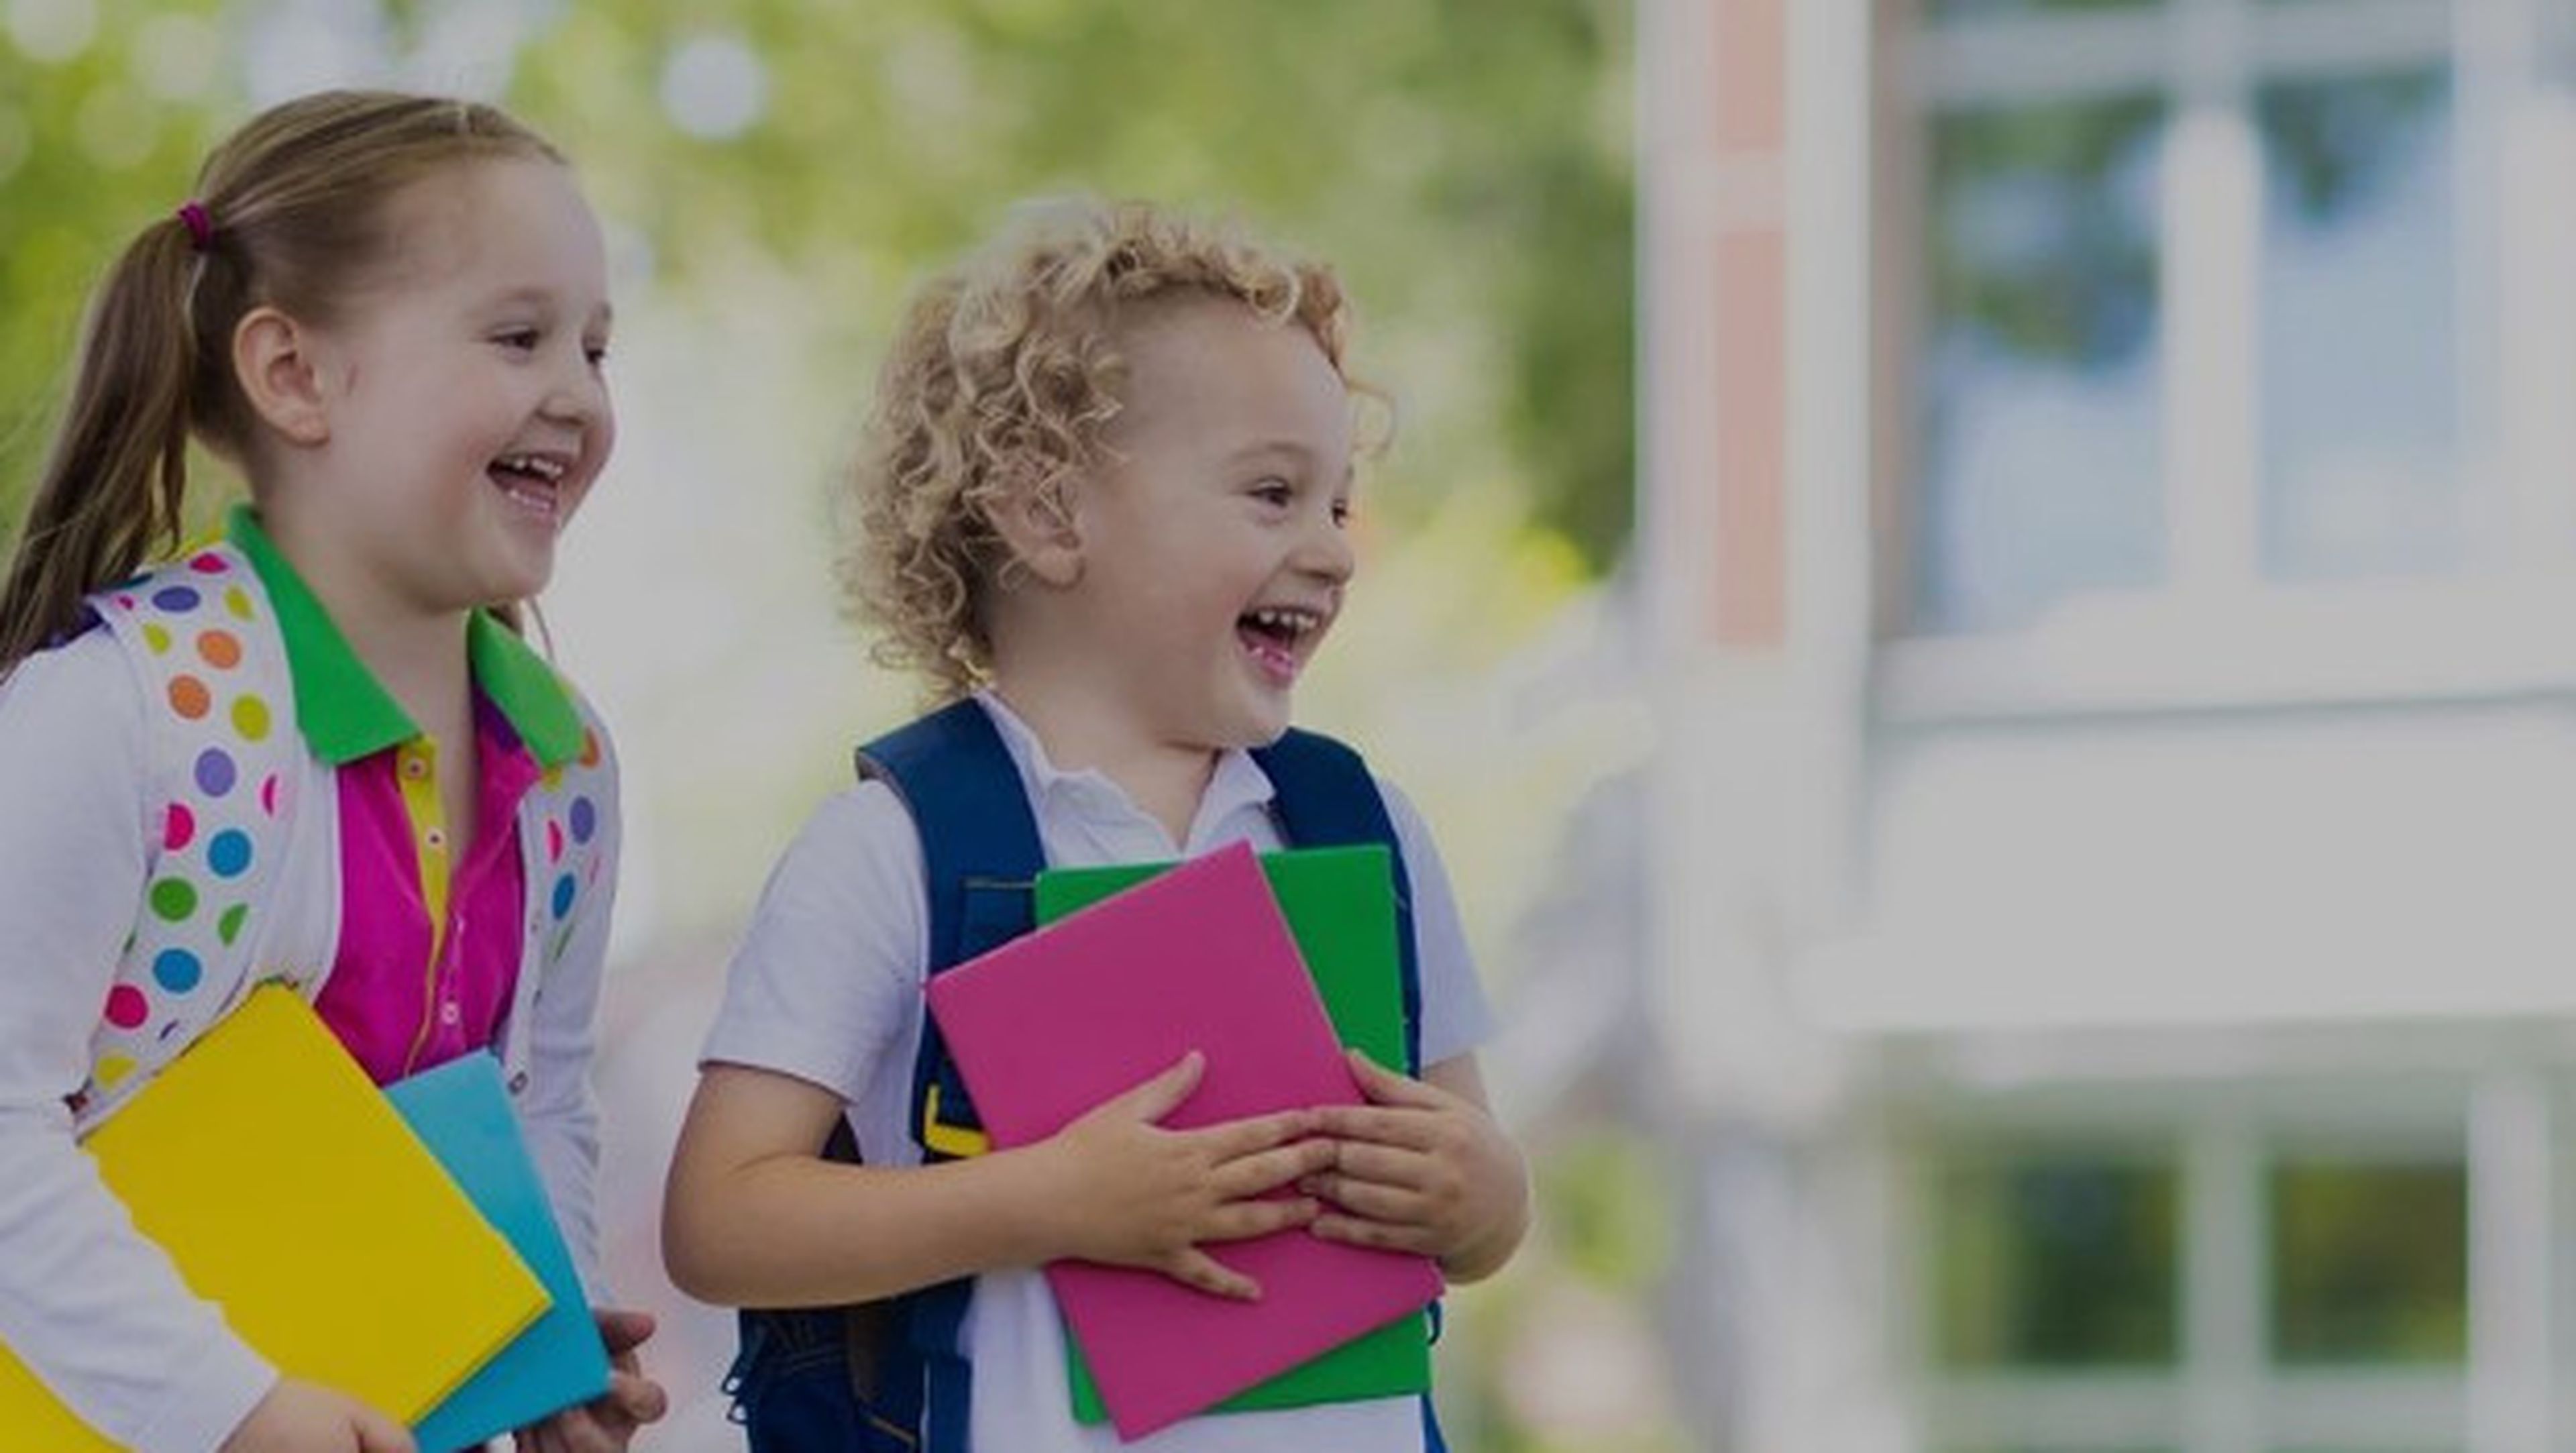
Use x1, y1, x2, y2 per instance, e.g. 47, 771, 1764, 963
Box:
70, 542, 619, 1125
73, 547, 296, 1127
523, 731, 609, 969
489, 702, 612, 1101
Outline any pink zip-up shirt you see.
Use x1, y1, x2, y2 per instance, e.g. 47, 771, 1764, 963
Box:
315, 692, 541, 1085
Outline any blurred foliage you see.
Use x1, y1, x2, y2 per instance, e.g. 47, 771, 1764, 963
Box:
1431, 1125, 1687, 1453
1533, 1126, 1674, 1293
0, 1, 241, 523
2269, 1159, 2465, 1366
0, 0, 1634, 573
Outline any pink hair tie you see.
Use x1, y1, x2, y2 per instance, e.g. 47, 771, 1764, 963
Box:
175, 201, 214, 252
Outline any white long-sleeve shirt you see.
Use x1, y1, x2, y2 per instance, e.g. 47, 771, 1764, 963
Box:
0, 622, 619, 1452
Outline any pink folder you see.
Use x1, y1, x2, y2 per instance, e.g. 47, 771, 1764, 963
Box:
923, 841, 1441, 1440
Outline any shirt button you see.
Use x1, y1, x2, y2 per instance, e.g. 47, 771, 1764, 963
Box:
423, 828, 447, 851
508, 1071, 530, 1094
439, 1001, 462, 1026
402, 757, 428, 779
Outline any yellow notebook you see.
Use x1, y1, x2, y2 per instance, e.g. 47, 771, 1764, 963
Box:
0, 986, 549, 1449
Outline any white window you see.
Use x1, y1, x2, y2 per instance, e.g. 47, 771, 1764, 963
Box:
1884, 0, 2576, 717
1907, 1079, 2477, 1453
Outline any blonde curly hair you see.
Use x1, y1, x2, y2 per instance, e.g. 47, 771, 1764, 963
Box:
837, 196, 1358, 700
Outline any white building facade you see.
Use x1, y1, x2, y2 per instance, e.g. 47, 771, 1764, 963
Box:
1642, 2, 2576, 1450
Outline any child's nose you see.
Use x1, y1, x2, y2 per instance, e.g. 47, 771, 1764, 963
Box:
544, 357, 610, 427
1298, 513, 1356, 583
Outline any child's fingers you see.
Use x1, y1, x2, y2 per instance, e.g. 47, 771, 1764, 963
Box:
538, 1370, 667, 1448
351, 1401, 419, 1453
1097, 1050, 1205, 1124
537, 1407, 620, 1453
1206, 1131, 1338, 1199
1326, 1137, 1436, 1188
1308, 1101, 1443, 1150
591, 1305, 656, 1360
1302, 1167, 1426, 1224
1195, 1192, 1324, 1244
604, 1366, 669, 1425
1182, 1104, 1321, 1163
1161, 1246, 1261, 1301
1344, 1048, 1452, 1108
1309, 1209, 1440, 1256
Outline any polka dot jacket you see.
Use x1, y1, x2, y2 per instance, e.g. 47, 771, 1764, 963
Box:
72, 540, 619, 1138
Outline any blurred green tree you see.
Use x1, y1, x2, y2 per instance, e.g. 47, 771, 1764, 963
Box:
0, 0, 1637, 573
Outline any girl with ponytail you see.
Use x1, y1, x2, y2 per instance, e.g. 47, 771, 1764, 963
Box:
0, 91, 663, 1451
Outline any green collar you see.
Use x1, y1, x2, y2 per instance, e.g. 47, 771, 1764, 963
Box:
224, 505, 584, 768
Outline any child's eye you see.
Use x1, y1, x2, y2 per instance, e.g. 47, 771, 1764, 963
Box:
1251, 479, 1294, 508
1330, 498, 1352, 528
585, 341, 611, 368
494, 328, 542, 352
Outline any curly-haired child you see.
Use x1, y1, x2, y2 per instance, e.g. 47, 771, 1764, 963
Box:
663, 197, 1527, 1452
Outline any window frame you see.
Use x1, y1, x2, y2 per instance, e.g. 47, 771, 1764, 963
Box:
1878, 0, 2576, 725
1896, 1065, 2484, 1453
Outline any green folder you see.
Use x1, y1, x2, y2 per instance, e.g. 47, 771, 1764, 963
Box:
1034, 845, 1433, 1423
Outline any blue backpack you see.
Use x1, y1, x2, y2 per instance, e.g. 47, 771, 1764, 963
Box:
722, 698, 1446, 1451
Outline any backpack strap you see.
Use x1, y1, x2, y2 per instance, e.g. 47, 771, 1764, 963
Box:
857, 697, 1049, 1453
857, 698, 1048, 1165
1248, 728, 1424, 1077
731, 699, 1036, 1453
1250, 728, 1446, 1448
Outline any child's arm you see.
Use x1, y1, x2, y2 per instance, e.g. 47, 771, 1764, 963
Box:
0, 634, 304, 1451
663, 1050, 1340, 1307
1303, 1049, 1530, 1285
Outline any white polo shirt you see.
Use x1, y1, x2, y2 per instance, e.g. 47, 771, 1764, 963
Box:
700, 692, 1495, 1453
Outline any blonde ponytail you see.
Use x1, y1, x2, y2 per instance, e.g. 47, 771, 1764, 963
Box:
0, 90, 561, 681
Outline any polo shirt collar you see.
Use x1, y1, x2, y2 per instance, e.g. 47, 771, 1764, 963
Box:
970, 690, 1277, 835
224, 505, 584, 768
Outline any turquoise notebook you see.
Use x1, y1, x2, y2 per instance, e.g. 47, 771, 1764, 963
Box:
1035, 845, 1434, 1423
388, 1055, 612, 1451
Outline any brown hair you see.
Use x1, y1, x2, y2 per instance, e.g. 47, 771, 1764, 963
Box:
839, 196, 1360, 701
0, 89, 564, 678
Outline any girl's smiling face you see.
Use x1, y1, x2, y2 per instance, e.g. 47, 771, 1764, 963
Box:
281, 156, 614, 618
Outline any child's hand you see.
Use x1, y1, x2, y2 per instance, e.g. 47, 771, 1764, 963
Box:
1305, 1049, 1529, 1283
510, 1307, 669, 1453
1040, 1050, 1340, 1300
219, 1379, 414, 1452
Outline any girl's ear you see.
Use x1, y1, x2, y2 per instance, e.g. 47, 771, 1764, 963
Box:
987, 474, 1086, 589
231, 306, 332, 447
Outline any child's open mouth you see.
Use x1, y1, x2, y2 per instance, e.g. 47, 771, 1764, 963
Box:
489, 452, 570, 523
1237, 605, 1323, 682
